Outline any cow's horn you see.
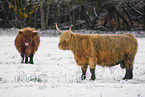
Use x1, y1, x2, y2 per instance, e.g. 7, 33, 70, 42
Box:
69, 24, 73, 33
56, 23, 62, 33
19, 29, 24, 32
33, 30, 38, 33
17, 29, 24, 32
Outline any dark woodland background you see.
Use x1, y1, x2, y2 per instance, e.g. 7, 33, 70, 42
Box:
0, 0, 145, 31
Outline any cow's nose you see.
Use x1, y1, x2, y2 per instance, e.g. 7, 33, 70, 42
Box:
58, 44, 62, 49
25, 42, 30, 46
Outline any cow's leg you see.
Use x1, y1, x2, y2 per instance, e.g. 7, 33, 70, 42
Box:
81, 66, 88, 80
89, 58, 96, 80
29, 54, 34, 64
123, 56, 134, 80
25, 56, 28, 63
120, 61, 126, 69
21, 54, 24, 63
90, 68, 96, 80
123, 68, 133, 80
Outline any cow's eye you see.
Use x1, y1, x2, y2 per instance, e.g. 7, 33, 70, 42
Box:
63, 40, 66, 43
65, 37, 69, 41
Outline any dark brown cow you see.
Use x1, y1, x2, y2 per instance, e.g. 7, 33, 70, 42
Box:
15, 27, 40, 64
56, 24, 138, 80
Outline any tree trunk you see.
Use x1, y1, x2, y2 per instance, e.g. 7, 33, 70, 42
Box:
34, 7, 38, 28
143, 5, 145, 31
123, 8, 134, 29
72, 11, 76, 29
112, 6, 131, 31
40, 2, 46, 30
108, 8, 113, 31
46, 1, 50, 27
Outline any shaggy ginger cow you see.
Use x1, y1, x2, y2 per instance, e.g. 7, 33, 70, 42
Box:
56, 24, 138, 80
15, 27, 40, 64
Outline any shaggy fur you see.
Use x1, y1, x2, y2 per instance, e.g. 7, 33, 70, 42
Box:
15, 27, 40, 64
56, 24, 138, 80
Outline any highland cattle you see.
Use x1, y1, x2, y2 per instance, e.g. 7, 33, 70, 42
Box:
56, 24, 138, 80
15, 27, 40, 64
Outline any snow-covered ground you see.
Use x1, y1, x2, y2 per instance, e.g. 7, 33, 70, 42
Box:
0, 33, 145, 97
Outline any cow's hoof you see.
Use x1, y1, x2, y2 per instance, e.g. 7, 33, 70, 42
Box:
123, 69, 133, 80
90, 76, 96, 80
81, 75, 86, 80
28, 61, 34, 64
123, 77, 133, 80
120, 65, 126, 69
123, 75, 133, 80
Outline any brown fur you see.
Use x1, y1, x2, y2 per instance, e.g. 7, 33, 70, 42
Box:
57, 24, 138, 80
15, 27, 40, 64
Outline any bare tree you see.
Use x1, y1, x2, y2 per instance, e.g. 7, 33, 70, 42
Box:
40, 1, 46, 30
0, 0, 145, 31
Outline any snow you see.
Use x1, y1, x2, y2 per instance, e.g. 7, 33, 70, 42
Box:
0, 34, 145, 97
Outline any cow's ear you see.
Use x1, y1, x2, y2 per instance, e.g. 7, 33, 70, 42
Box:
18, 29, 23, 34
71, 33, 74, 36
71, 33, 75, 39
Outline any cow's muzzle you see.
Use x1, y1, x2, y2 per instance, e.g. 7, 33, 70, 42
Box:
25, 42, 30, 46
58, 44, 63, 49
